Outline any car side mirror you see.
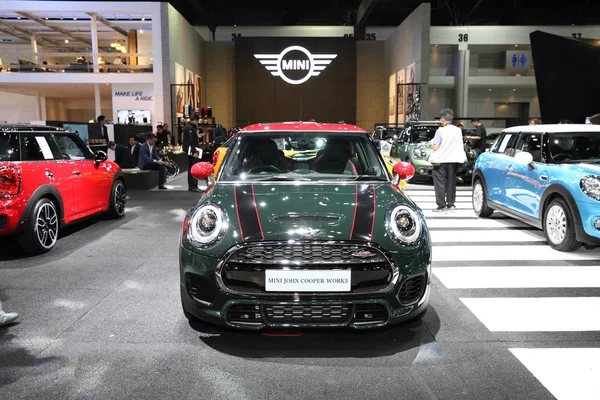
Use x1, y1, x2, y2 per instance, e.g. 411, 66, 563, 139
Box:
191, 162, 214, 180
393, 161, 415, 181
514, 151, 534, 166
94, 150, 107, 165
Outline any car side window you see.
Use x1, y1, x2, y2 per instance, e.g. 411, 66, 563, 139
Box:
19, 134, 62, 161
53, 134, 94, 160
491, 132, 519, 156
515, 133, 543, 162
0, 132, 19, 162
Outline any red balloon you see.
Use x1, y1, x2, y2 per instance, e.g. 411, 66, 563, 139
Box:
191, 162, 214, 180
393, 161, 415, 181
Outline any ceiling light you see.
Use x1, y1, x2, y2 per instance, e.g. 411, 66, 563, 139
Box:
45, 16, 48, 20
110, 42, 118, 48
514, 44, 518, 47
435, 44, 438, 47
433, 88, 436, 91
488, 88, 492, 91
141, 17, 145, 21
512, 89, 517, 91
64, 39, 69, 43
139, 29, 144, 34
73, 16, 77, 20
60, 16, 63, 20
17, 16, 21, 20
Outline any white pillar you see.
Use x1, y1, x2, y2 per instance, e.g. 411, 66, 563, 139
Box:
40, 96, 47, 120
91, 14, 99, 73
35, 93, 41, 120
453, 44, 470, 119
94, 84, 101, 119
31, 33, 38, 65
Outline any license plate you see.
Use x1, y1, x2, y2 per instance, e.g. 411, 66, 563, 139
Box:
265, 269, 351, 292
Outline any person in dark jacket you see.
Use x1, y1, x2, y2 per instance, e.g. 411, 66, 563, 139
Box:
128, 134, 141, 167
108, 141, 131, 169
98, 115, 109, 146
139, 133, 167, 189
182, 114, 205, 192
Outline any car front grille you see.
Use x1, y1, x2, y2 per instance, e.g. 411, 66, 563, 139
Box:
264, 304, 351, 323
399, 275, 426, 305
0, 215, 7, 230
220, 243, 394, 294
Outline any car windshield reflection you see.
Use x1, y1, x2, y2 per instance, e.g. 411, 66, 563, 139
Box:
220, 131, 388, 182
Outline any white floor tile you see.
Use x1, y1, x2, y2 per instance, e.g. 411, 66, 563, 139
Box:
430, 229, 545, 243
460, 297, 600, 331
414, 202, 473, 210
423, 209, 477, 218
425, 218, 530, 229
435, 266, 600, 289
510, 348, 600, 400
433, 245, 600, 261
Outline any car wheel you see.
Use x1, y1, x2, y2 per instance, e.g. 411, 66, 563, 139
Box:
18, 198, 59, 254
472, 179, 493, 217
107, 180, 126, 219
543, 198, 581, 252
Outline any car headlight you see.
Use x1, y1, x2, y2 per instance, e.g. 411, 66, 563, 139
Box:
187, 203, 228, 247
413, 148, 424, 159
581, 175, 600, 201
386, 204, 422, 244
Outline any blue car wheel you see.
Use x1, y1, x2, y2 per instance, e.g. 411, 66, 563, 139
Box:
543, 198, 582, 252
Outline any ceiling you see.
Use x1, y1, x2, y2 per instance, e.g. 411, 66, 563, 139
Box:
167, 0, 600, 27
0, 82, 113, 99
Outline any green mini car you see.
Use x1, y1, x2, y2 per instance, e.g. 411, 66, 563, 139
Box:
392, 120, 476, 184
180, 122, 432, 330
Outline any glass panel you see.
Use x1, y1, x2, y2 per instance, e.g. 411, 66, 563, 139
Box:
515, 133, 543, 161
493, 133, 519, 156
548, 132, 600, 164
53, 134, 94, 160
20, 135, 62, 161
220, 132, 387, 182
0, 132, 19, 162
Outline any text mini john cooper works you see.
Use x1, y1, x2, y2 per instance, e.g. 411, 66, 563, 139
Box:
179, 122, 432, 330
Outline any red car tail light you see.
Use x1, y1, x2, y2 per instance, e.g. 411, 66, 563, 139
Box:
212, 150, 220, 165
0, 166, 21, 197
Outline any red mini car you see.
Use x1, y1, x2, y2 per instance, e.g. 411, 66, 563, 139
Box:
0, 126, 126, 254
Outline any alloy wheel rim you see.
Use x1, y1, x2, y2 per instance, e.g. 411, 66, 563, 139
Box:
473, 183, 483, 213
115, 182, 126, 215
546, 205, 567, 245
35, 203, 58, 249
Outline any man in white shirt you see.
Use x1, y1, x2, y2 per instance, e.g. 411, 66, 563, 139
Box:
428, 108, 467, 212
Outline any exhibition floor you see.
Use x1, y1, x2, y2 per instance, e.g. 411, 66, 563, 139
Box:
1, 184, 599, 399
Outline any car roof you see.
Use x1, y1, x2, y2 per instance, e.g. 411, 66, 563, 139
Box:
239, 121, 366, 133
0, 125, 64, 132
503, 124, 600, 134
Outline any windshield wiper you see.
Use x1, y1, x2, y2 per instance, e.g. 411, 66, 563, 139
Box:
252, 176, 311, 182
352, 175, 387, 181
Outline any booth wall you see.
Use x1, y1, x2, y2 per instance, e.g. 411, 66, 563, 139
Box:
0, 91, 37, 123
356, 41, 386, 132
205, 42, 235, 130
385, 3, 431, 121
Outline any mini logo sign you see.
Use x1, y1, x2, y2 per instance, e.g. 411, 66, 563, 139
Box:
351, 250, 377, 259
254, 46, 337, 85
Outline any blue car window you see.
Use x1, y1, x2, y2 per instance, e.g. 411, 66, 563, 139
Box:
493, 133, 519, 156
548, 132, 600, 163
515, 133, 543, 162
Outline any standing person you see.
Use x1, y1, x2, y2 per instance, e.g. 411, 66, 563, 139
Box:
529, 117, 541, 125
138, 133, 167, 190
190, 108, 200, 121
98, 115, 109, 146
129, 134, 141, 167
182, 114, 204, 192
156, 124, 168, 149
467, 119, 488, 157
429, 108, 467, 213
162, 123, 173, 145
0, 300, 19, 327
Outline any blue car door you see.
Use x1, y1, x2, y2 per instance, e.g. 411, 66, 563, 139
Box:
480, 131, 520, 205
503, 133, 548, 218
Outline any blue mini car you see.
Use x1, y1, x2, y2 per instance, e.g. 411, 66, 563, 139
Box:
472, 124, 600, 251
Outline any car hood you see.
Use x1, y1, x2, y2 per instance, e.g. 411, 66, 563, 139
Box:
191, 182, 419, 257
562, 163, 600, 175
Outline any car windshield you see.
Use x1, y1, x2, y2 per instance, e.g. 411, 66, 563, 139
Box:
548, 132, 600, 163
411, 125, 439, 143
219, 131, 388, 182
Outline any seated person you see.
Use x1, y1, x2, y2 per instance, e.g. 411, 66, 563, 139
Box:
312, 139, 360, 175
245, 139, 291, 173
138, 133, 167, 189
108, 141, 133, 168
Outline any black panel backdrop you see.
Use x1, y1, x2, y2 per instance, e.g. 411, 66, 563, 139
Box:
235, 37, 357, 127
530, 31, 600, 124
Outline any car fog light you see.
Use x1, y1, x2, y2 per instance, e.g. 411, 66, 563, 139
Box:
595, 219, 600, 230
419, 169, 425, 174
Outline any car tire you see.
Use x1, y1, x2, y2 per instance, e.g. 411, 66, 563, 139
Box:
543, 198, 582, 252
472, 179, 493, 217
106, 180, 126, 219
18, 198, 59, 254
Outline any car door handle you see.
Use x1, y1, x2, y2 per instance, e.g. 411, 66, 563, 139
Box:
540, 175, 548, 181
73, 170, 81, 175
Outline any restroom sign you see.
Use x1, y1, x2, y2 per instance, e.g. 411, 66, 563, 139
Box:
254, 46, 337, 85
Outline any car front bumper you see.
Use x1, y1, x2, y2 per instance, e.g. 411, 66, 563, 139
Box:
180, 245, 431, 330
576, 200, 600, 245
